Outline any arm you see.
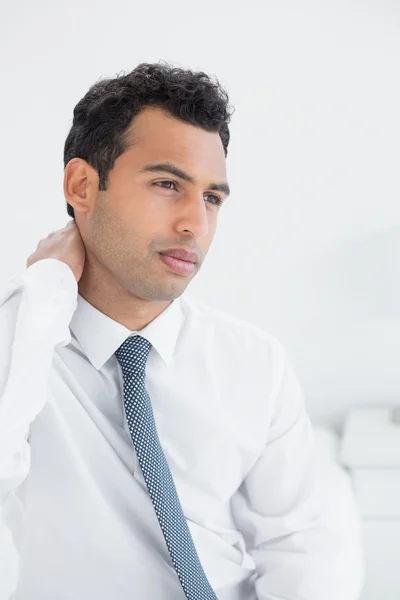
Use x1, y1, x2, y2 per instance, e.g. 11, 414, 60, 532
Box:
231, 339, 342, 600
0, 259, 78, 599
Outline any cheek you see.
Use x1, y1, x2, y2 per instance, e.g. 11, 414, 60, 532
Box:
120, 183, 161, 218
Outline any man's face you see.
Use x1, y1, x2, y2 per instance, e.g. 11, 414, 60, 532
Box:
76, 106, 229, 303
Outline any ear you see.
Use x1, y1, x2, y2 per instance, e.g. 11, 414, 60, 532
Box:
64, 158, 99, 215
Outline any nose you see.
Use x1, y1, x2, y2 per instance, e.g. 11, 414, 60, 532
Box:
175, 193, 210, 238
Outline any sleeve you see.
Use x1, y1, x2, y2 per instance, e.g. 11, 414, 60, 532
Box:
230, 339, 342, 600
0, 259, 78, 600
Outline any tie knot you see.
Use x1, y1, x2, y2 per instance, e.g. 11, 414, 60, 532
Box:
115, 335, 152, 377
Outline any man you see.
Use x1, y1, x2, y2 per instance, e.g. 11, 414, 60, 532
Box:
0, 61, 340, 599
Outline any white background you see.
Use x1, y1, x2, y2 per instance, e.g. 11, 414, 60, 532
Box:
1, 0, 399, 431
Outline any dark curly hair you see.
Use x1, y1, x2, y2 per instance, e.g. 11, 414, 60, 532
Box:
63, 60, 234, 219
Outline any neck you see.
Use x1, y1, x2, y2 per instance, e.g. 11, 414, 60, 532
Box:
77, 261, 172, 331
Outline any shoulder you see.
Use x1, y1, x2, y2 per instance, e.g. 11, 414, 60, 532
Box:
180, 293, 286, 360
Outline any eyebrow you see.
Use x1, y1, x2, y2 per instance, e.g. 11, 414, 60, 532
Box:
140, 162, 230, 198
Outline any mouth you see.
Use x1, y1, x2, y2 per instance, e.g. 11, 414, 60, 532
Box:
159, 253, 196, 276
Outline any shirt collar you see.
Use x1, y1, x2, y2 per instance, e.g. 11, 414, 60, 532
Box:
69, 292, 185, 371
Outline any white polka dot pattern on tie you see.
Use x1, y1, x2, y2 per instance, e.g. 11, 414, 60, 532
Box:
115, 335, 218, 600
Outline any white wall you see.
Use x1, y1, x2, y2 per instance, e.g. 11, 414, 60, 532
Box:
1, 0, 399, 432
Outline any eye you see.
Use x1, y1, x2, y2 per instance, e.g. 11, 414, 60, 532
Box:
154, 180, 178, 190
154, 181, 222, 206
205, 194, 223, 207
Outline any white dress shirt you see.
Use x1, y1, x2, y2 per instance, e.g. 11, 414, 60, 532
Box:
0, 258, 341, 600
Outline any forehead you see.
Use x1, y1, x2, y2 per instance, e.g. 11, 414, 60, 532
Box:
121, 106, 227, 181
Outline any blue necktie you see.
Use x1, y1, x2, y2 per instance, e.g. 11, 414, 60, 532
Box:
115, 335, 218, 600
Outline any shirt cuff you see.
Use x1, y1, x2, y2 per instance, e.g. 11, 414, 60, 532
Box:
14, 258, 78, 348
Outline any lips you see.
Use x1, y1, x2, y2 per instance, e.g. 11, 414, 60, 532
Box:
159, 254, 196, 276
159, 249, 199, 263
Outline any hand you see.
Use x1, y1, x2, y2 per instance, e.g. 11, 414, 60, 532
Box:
26, 220, 86, 283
